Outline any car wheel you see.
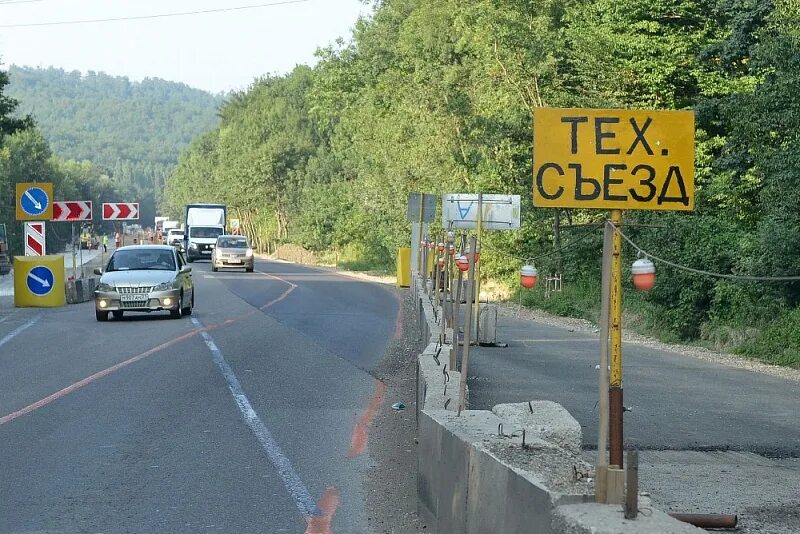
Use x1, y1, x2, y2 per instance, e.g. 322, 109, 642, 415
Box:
96, 310, 109, 322
170, 293, 183, 319
112, 310, 124, 320
182, 290, 193, 316
246, 266, 253, 273
212, 265, 218, 272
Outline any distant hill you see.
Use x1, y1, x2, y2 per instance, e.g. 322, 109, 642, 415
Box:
6, 65, 222, 218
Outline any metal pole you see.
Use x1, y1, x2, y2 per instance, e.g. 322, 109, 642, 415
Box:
595, 220, 613, 503
71, 223, 77, 280
609, 209, 624, 468
452, 232, 466, 370
417, 197, 424, 276
432, 234, 440, 305
79, 225, 84, 279
458, 235, 478, 414
421, 235, 428, 291
473, 194, 483, 343
668, 514, 738, 529
624, 450, 639, 519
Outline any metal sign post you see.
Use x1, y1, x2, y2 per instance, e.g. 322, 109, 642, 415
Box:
458, 235, 478, 414
532, 106, 696, 503
473, 194, 483, 344
71, 223, 77, 280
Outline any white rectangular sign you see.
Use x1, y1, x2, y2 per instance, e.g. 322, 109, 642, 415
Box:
442, 194, 521, 230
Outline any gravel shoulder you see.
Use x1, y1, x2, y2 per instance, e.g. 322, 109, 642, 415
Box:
363, 287, 426, 534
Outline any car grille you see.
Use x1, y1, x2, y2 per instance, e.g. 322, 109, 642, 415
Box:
123, 300, 150, 308
117, 286, 154, 294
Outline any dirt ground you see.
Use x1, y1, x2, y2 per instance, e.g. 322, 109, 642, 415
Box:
363, 287, 427, 533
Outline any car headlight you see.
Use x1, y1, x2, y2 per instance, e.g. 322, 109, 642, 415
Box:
189, 242, 198, 249
154, 282, 174, 291
246, 248, 253, 257
97, 282, 114, 291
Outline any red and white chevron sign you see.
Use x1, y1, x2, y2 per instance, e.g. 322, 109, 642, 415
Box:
52, 201, 92, 221
102, 202, 139, 220
24, 221, 46, 256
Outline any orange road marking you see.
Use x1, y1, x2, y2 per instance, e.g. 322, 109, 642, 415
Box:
0, 327, 203, 425
305, 486, 340, 534
348, 381, 387, 458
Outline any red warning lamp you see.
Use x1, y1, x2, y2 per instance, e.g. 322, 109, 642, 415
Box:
632, 257, 656, 291
465, 246, 480, 264
438, 257, 445, 268
455, 255, 469, 272
437, 242, 445, 253
520, 265, 538, 289
448, 244, 455, 256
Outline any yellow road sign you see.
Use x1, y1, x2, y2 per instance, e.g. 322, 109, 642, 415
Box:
13, 255, 66, 308
16, 182, 54, 221
533, 108, 695, 211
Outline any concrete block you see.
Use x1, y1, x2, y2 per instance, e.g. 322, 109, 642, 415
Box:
493, 400, 583, 455
419, 343, 461, 413
553, 500, 704, 534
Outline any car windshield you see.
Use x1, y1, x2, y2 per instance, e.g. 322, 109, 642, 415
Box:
189, 226, 223, 239
107, 249, 176, 271
217, 237, 248, 248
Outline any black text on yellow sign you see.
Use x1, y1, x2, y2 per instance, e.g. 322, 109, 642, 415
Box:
533, 108, 695, 211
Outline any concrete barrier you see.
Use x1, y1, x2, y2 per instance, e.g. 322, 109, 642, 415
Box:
66, 277, 97, 304
412, 276, 702, 533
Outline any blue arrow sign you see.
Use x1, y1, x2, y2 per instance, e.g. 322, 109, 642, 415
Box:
20, 186, 49, 217
27, 265, 54, 296
457, 201, 473, 220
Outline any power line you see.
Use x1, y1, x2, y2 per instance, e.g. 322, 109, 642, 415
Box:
0, 1, 47, 6
612, 223, 800, 282
0, 0, 313, 28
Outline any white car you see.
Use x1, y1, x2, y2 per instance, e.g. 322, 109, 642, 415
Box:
166, 228, 184, 249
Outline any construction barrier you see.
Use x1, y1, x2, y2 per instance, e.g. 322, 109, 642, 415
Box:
397, 247, 411, 287
13, 255, 66, 308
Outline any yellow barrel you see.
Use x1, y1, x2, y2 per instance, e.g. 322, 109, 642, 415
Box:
14, 255, 66, 308
396, 247, 411, 287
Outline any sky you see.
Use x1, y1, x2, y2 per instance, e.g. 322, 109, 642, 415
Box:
0, 0, 370, 93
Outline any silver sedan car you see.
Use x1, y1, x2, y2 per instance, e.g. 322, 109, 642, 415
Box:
93, 245, 194, 321
211, 235, 254, 272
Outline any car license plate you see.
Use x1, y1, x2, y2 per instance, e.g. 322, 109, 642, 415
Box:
121, 294, 147, 303
229, 258, 241, 264
201, 250, 211, 255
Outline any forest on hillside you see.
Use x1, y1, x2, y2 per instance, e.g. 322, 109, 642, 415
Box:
165, 0, 800, 363
6, 66, 221, 223
0, 65, 220, 254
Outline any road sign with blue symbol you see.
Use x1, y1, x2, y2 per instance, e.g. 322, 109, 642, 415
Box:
26, 265, 54, 296
16, 183, 53, 221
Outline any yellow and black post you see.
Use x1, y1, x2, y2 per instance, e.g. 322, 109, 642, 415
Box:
609, 209, 624, 468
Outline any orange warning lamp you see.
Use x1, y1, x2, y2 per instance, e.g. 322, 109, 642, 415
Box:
520, 265, 538, 289
632, 257, 656, 291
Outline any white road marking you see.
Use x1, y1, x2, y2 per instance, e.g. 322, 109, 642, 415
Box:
0, 315, 40, 349
190, 317, 318, 517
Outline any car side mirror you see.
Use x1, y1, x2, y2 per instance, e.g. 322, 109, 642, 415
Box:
181, 266, 192, 273
93, 267, 103, 275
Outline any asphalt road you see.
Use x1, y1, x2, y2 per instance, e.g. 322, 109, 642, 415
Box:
467, 311, 800, 457
0, 258, 399, 533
